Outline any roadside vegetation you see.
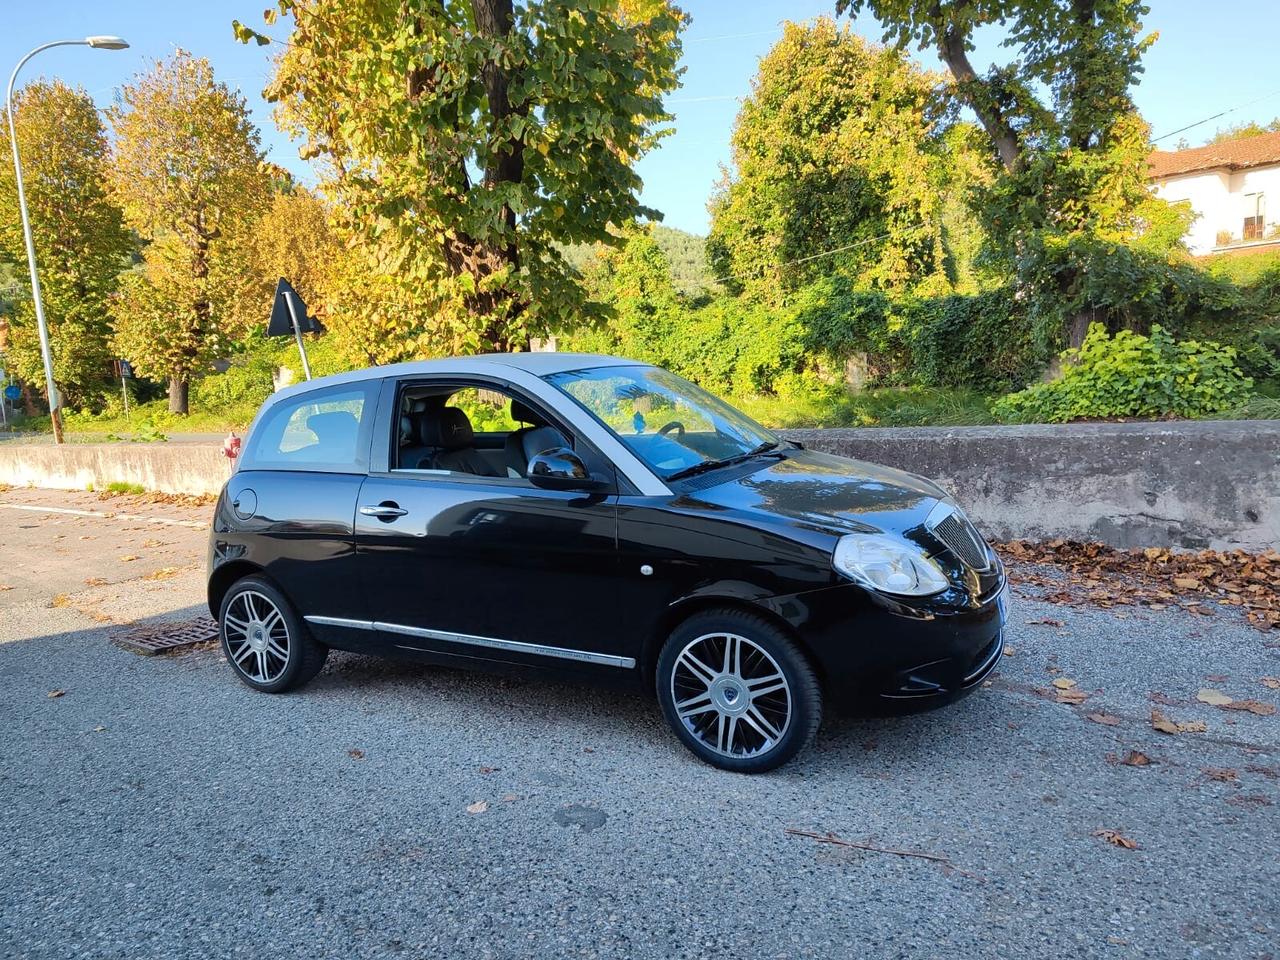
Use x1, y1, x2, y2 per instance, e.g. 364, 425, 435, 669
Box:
1, 2, 1278, 440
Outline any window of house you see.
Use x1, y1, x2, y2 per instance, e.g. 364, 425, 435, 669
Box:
1243, 192, 1265, 241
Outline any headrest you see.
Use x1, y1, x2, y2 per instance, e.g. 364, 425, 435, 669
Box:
306, 411, 359, 446
399, 414, 413, 444
419, 407, 474, 450
521, 426, 568, 462
510, 399, 546, 426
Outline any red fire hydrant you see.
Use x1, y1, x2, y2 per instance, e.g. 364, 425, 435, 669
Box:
221, 432, 241, 461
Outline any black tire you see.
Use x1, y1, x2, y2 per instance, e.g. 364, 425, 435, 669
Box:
218, 575, 327, 693
656, 608, 822, 773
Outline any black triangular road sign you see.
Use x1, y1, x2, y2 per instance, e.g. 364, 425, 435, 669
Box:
268, 277, 323, 336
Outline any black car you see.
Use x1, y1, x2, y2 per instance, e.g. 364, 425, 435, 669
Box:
209, 353, 1007, 772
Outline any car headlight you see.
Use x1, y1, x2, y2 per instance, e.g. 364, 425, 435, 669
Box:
832, 534, 950, 597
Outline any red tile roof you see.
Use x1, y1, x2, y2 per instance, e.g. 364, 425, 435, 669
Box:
1149, 130, 1280, 179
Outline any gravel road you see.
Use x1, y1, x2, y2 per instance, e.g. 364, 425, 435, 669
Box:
1, 487, 1277, 959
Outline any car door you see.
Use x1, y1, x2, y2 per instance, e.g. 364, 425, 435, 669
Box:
223, 379, 380, 648
353, 376, 629, 673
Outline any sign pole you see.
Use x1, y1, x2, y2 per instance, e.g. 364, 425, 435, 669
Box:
283, 291, 312, 380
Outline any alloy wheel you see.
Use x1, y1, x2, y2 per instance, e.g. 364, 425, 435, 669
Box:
670, 632, 792, 759
222, 589, 290, 684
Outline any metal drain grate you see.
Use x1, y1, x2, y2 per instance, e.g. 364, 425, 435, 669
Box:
114, 616, 219, 656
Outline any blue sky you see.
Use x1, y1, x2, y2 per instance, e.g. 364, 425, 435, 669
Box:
4, 1, 1278, 235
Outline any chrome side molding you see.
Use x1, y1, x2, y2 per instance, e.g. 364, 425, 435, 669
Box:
303, 615, 637, 669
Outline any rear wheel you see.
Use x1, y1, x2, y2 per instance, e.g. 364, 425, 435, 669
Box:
219, 575, 327, 693
656, 609, 822, 773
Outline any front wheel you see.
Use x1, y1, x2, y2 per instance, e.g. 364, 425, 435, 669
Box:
219, 575, 327, 693
656, 609, 822, 773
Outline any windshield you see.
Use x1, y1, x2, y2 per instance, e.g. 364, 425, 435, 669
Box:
544, 365, 779, 479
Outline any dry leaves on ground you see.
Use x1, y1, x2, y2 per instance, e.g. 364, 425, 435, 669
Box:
1087, 712, 1122, 726
96, 490, 217, 508
1220, 699, 1277, 716
1151, 708, 1206, 734
47, 689, 66, 699
1197, 688, 1233, 706
1261, 677, 1280, 690
347, 748, 365, 760
1093, 829, 1138, 849
466, 800, 489, 815
1202, 767, 1238, 782
84, 577, 108, 587
143, 567, 182, 581
998, 540, 1280, 631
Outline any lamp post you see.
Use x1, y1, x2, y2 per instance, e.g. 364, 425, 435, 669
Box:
7, 35, 129, 444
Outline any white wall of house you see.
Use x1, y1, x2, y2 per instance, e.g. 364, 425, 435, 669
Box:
1153, 164, 1280, 254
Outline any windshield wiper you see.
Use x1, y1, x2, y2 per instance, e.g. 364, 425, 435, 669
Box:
666, 441, 782, 482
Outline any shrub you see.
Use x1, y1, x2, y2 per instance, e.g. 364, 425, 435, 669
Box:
993, 324, 1253, 423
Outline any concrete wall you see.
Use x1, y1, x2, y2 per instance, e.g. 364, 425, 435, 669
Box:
2, 420, 1277, 550
0, 442, 230, 497
785, 420, 1280, 552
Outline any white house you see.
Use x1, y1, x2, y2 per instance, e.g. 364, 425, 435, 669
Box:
1148, 130, 1280, 255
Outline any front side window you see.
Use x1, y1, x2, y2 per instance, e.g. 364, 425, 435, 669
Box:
242, 385, 373, 473
544, 365, 778, 479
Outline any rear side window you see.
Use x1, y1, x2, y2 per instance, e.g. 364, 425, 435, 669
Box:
241, 384, 376, 474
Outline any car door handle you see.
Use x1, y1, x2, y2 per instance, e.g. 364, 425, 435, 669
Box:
360, 502, 408, 520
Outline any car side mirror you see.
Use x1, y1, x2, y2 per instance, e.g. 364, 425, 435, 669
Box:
527, 447, 608, 492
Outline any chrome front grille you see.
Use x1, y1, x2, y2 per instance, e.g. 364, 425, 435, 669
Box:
927, 503, 991, 572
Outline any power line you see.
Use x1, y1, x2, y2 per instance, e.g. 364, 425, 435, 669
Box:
1151, 87, 1280, 145
704, 230, 904, 287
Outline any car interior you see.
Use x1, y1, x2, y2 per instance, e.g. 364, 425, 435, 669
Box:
395, 386, 570, 479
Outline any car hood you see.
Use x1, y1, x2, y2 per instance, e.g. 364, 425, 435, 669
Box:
686, 447, 946, 540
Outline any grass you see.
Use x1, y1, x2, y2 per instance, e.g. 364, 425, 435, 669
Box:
735, 386, 998, 429
103, 481, 147, 495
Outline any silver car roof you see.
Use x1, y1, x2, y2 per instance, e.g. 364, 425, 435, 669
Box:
269, 352, 644, 404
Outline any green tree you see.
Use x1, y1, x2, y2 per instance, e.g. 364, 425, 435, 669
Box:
0, 81, 131, 409
706, 18, 950, 304
238, 0, 686, 358
106, 52, 270, 413
1205, 118, 1280, 145
838, 0, 1165, 348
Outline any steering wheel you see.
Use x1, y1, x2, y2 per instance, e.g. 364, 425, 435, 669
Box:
657, 421, 685, 440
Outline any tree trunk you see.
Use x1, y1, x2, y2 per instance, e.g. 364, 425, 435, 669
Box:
169, 377, 189, 415
1067, 308, 1098, 350
937, 24, 1022, 174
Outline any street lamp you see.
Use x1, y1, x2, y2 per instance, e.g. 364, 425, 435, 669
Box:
6, 35, 130, 443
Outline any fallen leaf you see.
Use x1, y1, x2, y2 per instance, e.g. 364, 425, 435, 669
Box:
1196, 688, 1233, 706
1120, 750, 1152, 766
501, 793, 519, 803
466, 800, 488, 815
1225, 794, 1273, 808
1221, 699, 1276, 717
1002, 645, 1015, 656
1056, 688, 1089, 705
1179, 720, 1208, 733
142, 539, 165, 548
1204, 674, 1228, 682
84, 577, 108, 586
478, 766, 499, 774
143, 567, 181, 581
1150, 708, 1181, 734
1202, 767, 1238, 782
347, 748, 365, 760
1173, 577, 1201, 589
1026, 618, 1065, 627
1052, 677, 1077, 690
1093, 828, 1138, 849
92, 725, 106, 733
1149, 691, 1180, 706
1087, 712, 1122, 726
51, 594, 71, 608
1261, 677, 1280, 690
0, 584, 13, 591
117, 554, 139, 562
47, 689, 66, 699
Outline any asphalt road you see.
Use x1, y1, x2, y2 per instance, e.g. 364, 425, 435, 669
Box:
1, 487, 1277, 960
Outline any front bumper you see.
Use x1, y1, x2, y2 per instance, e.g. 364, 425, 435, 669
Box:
762, 577, 1009, 715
